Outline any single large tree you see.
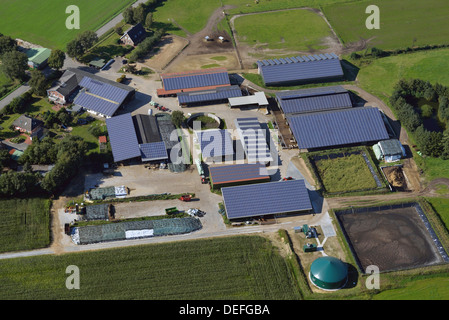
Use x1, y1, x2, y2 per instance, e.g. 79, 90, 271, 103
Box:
133, 4, 147, 24
123, 6, 135, 24
29, 69, 47, 96
0, 35, 17, 55
48, 49, 66, 70
144, 12, 153, 29
0, 50, 28, 80
66, 30, 98, 59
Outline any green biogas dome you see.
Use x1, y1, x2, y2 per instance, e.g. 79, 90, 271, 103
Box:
309, 256, 348, 290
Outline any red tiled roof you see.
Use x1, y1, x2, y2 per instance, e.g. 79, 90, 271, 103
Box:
98, 136, 107, 144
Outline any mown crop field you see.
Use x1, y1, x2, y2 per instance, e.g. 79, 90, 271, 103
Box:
0, 236, 302, 300
233, 9, 332, 53
0, 198, 51, 253
314, 153, 378, 193
323, 0, 449, 50
0, 0, 135, 49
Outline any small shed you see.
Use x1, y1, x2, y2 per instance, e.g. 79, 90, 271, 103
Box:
373, 139, 406, 162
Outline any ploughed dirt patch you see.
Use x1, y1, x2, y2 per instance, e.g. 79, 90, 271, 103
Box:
164, 52, 240, 73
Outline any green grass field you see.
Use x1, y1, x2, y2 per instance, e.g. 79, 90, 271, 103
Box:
323, 0, 449, 51
373, 276, 449, 300
426, 197, 449, 232
356, 48, 449, 102
0, 235, 302, 300
0, 198, 51, 253
0, 0, 135, 49
152, 0, 356, 38
314, 153, 378, 193
233, 9, 332, 53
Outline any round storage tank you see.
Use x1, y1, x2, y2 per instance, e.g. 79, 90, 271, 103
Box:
309, 256, 348, 290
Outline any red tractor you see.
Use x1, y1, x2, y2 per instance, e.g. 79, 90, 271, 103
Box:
179, 194, 192, 202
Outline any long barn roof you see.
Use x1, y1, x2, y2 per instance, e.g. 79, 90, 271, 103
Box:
287, 107, 389, 149
257, 53, 343, 85
222, 179, 312, 219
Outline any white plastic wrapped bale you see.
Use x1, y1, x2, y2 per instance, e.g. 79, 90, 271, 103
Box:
71, 227, 80, 245
115, 186, 127, 198
125, 229, 154, 239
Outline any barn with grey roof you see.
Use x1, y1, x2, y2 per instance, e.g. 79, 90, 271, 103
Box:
222, 179, 313, 220
257, 53, 344, 86
287, 107, 390, 150
275, 86, 353, 115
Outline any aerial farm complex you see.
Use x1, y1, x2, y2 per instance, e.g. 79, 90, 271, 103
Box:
1, 0, 449, 302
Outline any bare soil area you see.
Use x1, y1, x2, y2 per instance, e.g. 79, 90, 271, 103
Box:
337, 206, 444, 272
141, 35, 189, 72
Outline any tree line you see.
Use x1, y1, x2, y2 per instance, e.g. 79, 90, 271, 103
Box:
389, 79, 449, 158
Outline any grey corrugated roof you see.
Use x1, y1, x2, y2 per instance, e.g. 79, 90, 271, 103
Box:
196, 129, 234, 158
222, 179, 312, 219
287, 107, 389, 149
106, 113, 141, 162
161, 69, 230, 91
276, 86, 352, 114
378, 139, 403, 156
257, 54, 343, 85
177, 85, 242, 104
133, 114, 161, 144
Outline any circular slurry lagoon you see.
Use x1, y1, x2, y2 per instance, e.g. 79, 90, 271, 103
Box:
336, 203, 449, 273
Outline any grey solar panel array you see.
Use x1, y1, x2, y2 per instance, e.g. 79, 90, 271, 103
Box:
196, 129, 234, 158
209, 163, 270, 185
257, 53, 344, 86
234, 118, 273, 163
222, 179, 313, 220
177, 85, 242, 105
106, 113, 141, 162
74, 92, 120, 118
287, 107, 390, 150
276, 86, 352, 114
139, 141, 168, 162
162, 70, 231, 91
74, 76, 131, 117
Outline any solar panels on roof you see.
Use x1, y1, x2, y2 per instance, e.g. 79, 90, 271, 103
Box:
161, 68, 230, 91
257, 53, 343, 86
222, 179, 313, 219
235, 118, 273, 163
209, 163, 270, 186
139, 141, 168, 162
287, 107, 390, 149
79, 77, 129, 104
74, 92, 121, 118
177, 85, 242, 105
106, 113, 141, 162
196, 129, 234, 158
275, 86, 353, 115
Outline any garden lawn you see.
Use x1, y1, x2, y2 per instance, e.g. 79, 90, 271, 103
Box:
323, 0, 449, 51
0, 198, 51, 253
233, 9, 332, 53
0, 235, 302, 300
315, 153, 378, 193
0, 0, 135, 49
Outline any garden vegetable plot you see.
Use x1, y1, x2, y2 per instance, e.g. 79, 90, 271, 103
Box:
336, 203, 449, 273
